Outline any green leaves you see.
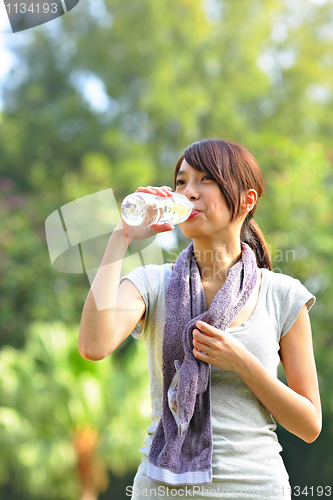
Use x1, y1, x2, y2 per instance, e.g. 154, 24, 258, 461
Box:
0, 323, 150, 498
1, 0, 333, 495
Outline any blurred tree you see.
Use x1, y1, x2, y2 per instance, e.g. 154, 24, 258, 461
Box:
0, 322, 150, 499
0, 0, 333, 496
259, 138, 333, 416
1, 0, 333, 346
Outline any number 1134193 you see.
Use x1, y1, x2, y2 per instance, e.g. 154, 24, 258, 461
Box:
6, 2, 58, 13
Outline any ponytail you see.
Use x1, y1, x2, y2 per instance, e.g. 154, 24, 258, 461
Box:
241, 217, 272, 270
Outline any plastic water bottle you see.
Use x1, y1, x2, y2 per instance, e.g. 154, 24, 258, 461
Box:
121, 192, 195, 226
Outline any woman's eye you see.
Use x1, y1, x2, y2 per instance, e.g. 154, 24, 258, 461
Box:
176, 176, 211, 186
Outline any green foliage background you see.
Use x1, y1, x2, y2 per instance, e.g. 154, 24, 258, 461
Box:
0, 0, 333, 498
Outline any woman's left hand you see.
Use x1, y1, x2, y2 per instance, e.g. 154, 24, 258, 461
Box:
192, 320, 250, 373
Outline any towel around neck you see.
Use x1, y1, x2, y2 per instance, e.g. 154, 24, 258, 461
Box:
147, 241, 258, 486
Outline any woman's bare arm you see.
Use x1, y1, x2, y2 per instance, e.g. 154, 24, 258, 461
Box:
78, 225, 144, 360
193, 305, 322, 443
78, 186, 174, 361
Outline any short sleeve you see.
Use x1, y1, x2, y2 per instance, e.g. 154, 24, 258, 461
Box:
279, 279, 316, 339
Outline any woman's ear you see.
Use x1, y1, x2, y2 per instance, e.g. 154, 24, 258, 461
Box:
241, 189, 258, 213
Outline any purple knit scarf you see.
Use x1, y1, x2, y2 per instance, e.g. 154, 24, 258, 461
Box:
147, 241, 258, 486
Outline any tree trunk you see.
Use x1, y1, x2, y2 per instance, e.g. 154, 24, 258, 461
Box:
81, 488, 98, 500
73, 426, 108, 500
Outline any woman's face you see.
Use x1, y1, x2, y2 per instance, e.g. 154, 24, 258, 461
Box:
175, 159, 233, 241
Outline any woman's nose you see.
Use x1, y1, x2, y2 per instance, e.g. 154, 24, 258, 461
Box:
183, 181, 200, 200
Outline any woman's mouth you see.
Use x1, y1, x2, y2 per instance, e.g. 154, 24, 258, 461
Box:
188, 210, 200, 219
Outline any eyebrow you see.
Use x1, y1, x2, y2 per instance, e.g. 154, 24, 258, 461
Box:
176, 170, 187, 178
176, 169, 205, 179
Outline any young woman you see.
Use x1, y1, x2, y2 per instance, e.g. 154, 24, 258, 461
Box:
79, 139, 322, 499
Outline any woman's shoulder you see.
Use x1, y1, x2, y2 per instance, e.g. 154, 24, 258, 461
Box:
262, 268, 300, 289
122, 262, 173, 290
138, 262, 173, 277
119, 263, 173, 317
261, 268, 315, 311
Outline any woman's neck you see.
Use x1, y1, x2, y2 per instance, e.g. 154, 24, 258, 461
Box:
192, 238, 242, 283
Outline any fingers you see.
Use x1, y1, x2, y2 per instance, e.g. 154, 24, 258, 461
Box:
195, 321, 217, 337
135, 186, 173, 197
193, 321, 215, 338
193, 333, 210, 358
193, 328, 211, 349
151, 222, 174, 233
193, 347, 209, 360
193, 327, 215, 359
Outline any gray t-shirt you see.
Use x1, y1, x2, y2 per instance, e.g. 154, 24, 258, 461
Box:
119, 264, 315, 499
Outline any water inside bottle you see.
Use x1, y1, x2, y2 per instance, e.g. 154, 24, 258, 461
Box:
160, 197, 192, 224
121, 193, 194, 226
121, 195, 151, 225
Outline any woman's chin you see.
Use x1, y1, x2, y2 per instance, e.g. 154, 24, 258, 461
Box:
179, 221, 205, 239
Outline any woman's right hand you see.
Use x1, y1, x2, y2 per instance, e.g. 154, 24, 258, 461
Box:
115, 185, 175, 243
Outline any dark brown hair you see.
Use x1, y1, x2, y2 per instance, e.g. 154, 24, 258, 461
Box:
174, 139, 272, 269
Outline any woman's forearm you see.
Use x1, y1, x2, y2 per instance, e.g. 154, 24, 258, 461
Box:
193, 320, 322, 444
78, 223, 129, 360
237, 351, 322, 443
